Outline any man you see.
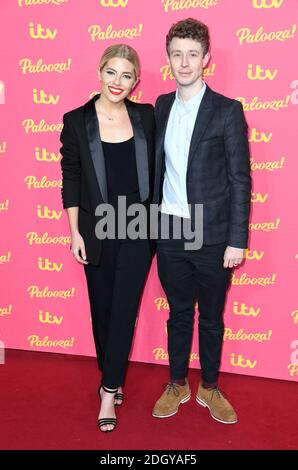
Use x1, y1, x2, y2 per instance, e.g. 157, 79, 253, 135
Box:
152, 18, 251, 424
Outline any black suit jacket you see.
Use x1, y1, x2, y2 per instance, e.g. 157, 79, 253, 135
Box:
153, 84, 251, 248
60, 95, 155, 265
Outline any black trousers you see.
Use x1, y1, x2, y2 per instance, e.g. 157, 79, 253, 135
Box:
84, 238, 152, 389
157, 224, 232, 384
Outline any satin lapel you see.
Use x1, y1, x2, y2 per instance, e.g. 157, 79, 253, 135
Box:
84, 96, 108, 202
126, 99, 149, 202
156, 93, 175, 165
152, 93, 175, 204
187, 85, 215, 170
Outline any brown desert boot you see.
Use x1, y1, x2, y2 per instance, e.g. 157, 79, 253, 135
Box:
196, 383, 238, 424
152, 381, 191, 418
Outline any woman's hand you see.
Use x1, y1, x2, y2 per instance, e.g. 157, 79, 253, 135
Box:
70, 231, 88, 264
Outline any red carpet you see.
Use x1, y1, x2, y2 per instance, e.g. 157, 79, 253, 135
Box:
0, 349, 297, 450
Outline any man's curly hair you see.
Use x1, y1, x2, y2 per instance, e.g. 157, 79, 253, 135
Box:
166, 18, 210, 56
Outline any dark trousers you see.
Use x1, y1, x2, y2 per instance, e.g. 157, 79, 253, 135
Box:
157, 230, 232, 384
84, 238, 152, 389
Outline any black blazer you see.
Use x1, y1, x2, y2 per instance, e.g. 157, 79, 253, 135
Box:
153, 84, 252, 248
60, 95, 155, 265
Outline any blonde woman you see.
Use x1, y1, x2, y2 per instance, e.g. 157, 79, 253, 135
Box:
60, 44, 155, 432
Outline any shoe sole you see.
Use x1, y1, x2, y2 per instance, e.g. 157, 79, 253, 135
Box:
152, 392, 191, 418
196, 395, 238, 424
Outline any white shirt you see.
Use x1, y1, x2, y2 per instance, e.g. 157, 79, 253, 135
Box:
161, 82, 206, 218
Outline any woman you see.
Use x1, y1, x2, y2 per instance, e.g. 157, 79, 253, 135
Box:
60, 44, 155, 432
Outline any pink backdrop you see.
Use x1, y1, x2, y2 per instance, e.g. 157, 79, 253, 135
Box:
0, 0, 298, 382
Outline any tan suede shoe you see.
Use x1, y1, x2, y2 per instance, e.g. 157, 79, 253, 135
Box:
196, 383, 238, 424
152, 381, 191, 418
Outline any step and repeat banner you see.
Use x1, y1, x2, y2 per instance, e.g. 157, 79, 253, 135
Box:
0, 0, 297, 381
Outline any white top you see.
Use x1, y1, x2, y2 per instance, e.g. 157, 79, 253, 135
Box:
161, 82, 206, 218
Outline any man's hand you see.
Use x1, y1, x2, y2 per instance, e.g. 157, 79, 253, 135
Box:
223, 246, 244, 268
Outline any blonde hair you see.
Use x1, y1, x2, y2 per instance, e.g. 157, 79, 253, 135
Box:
99, 44, 140, 81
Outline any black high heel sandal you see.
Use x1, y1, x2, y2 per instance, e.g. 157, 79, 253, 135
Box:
97, 385, 117, 433
98, 385, 124, 406
114, 391, 124, 406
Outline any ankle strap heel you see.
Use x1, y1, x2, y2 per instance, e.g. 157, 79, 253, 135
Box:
102, 385, 118, 394
97, 385, 118, 433
98, 385, 124, 406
